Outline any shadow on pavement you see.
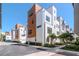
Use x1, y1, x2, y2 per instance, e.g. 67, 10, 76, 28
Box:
11, 44, 27, 46
36, 48, 47, 51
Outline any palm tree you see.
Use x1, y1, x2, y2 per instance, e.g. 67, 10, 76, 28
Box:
48, 33, 56, 44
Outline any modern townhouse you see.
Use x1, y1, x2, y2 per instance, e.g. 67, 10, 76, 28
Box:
11, 24, 27, 43
27, 4, 70, 45
57, 16, 66, 34
36, 8, 53, 45
47, 6, 60, 36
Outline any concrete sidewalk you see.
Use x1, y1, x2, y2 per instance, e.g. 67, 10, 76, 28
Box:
0, 42, 17, 45
26, 51, 64, 56
29, 45, 79, 56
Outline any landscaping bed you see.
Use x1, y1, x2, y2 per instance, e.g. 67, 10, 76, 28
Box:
26, 42, 42, 46
62, 44, 79, 51
54, 42, 65, 46
44, 43, 56, 48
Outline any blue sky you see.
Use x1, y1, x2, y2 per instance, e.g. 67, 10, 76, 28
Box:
2, 3, 73, 32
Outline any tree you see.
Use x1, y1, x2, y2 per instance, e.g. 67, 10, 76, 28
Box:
58, 32, 74, 44
66, 33, 74, 43
48, 33, 56, 44
0, 33, 5, 41
75, 37, 79, 45
58, 33, 66, 43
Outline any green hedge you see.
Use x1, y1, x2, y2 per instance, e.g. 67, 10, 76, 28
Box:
75, 41, 79, 45
44, 43, 55, 47
62, 44, 79, 51
55, 42, 64, 45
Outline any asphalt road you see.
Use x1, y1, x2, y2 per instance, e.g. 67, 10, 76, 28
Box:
0, 42, 79, 56
0, 44, 41, 56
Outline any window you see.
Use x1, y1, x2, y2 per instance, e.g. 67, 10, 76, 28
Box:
29, 13, 33, 17
57, 31, 60, 35
28, 10, 34, 17
22, 32, 25, 36
28, 30, 32, 35
22, 31, 25, 36
32, 20, 34, 24
46, 16, 50, 22
47, 27, 52, 34
37, 25, 42, 28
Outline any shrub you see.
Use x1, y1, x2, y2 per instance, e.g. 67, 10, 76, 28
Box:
75, 41, 79, 45
44, 43, 55, 47
75, 37, 79, 45
55, 42, 64, 45
63, 44, 79, 51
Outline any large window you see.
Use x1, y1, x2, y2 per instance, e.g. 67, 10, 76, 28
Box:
46, 16, 50, 22
47, 27, 52, 34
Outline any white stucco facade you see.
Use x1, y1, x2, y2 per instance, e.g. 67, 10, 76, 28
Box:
11, 29, 16, 41
19, 26, 27, 43
27, 4, 70, 45
12, 25, 27, 43
5, 35, 12, 41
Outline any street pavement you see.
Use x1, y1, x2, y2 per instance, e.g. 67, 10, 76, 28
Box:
0, 42, 79, 56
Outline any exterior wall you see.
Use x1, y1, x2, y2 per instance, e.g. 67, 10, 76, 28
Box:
47, 6, 60, 36
53, 19, 60, 36
19, 27, 27, 43
36, 8, 52, 45
28, 4, 42, 37
5, 32, 12, 41
12, 24, 27, 43
27, 4, 42, 42
27, 4, 70, 45
47, 6, 57, 25
36, 9, 43, 43
5, 35, 12, 41
15, 24, 22, 40
74, 4, 79, 35
45, 23, 53, 43
57, 16, 67, 34
11, 29, 16, 41
44, 9, 52, 43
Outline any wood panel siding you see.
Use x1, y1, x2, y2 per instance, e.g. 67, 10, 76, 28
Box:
28, 4, 42, 38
